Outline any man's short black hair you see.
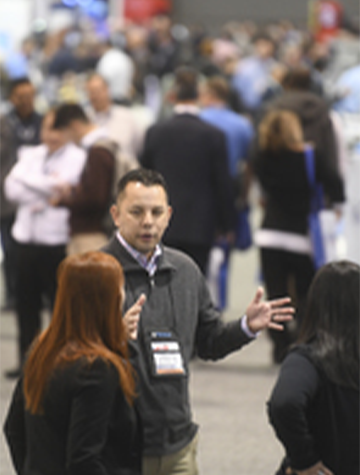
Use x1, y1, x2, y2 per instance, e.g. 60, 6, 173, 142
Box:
116, 168, 169, 201
53, 103, 89, 129
9, 77, 32, 95
174, 66, 198, 102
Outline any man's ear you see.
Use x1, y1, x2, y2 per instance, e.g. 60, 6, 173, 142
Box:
110, 204, 120, 227
166, 206, 173, 226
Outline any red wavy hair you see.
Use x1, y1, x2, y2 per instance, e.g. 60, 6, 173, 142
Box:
23, 251, 135, 414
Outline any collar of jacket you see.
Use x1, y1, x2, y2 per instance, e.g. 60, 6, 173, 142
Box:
108, 236, 177, 274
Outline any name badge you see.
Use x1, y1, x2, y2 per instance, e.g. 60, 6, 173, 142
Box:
150, 331, 186, 377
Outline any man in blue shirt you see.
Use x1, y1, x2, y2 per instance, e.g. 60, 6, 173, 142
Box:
231, 34, 277, 115
199, 76, 254, 178
199, 76, 254, 308
333, 64, 360, 113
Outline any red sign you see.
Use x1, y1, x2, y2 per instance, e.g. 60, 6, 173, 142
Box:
124, 0, 171, 23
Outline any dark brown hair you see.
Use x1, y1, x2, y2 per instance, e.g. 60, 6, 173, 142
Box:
298, 260, 359, 390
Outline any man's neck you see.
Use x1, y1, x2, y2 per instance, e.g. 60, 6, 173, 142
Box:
79, 123, 98, 140
14, 109, 33, 121
205, 100, 226, 109
94, 103, 111, 114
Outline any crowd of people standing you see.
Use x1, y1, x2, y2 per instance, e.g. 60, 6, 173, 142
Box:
0, 6, 359, 475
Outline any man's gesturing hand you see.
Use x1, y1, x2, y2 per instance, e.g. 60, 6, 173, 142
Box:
123, 294, 146, 339
246, 287, 294, 334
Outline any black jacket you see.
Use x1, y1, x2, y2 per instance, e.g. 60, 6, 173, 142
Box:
252, 147, 345, 235
141, 113, 235, 246
4, 358, 142, 475
5, 109, 43, 150
265, 91, 339, 173
268, 347, 359, 474
102, 237, 252, 457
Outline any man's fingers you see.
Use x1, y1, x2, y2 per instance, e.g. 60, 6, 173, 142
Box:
252, 287, 264, 305
127, 294, 147, 316
136, 293, 146, 307
272, 314, 293, 323
270, 296, 291, 308
273, 306, 295, 315
268, 322, 285, 331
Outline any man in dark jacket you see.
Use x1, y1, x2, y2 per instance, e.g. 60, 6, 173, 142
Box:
0, 117, 18, 313
3, 77, 43, 149
103, 168, 294, 475
0, 78, 42, 314
141, 66, 235, 274
264, 67, 339, 174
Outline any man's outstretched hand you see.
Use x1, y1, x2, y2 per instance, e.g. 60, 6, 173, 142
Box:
246, 287, 294, 334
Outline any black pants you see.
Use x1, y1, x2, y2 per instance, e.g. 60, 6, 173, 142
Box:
164, 240, 211, 275
260, 247, 315, 362
14, 242, 66, 365
0, 215, 17, 305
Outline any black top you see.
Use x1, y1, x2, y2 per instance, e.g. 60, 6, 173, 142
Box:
4, 358, 142, 475
141, 113, 235, 246
252, 147, 345, 235
6, 109, 43, 150
268, 347, 359, 474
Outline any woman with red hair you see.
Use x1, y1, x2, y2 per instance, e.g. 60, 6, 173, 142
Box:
4, 251, 142, 475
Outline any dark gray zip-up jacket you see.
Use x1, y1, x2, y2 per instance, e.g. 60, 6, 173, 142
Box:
102, 237, 253, 456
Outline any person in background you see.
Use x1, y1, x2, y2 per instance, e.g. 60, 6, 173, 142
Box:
332, 64, 360, 114
232, 33, 278, 116
308, 0, 343, 44
52, 103, 115, 255
103, 168, 294, 475
1, 77, 42, 309
86, 73, 143, 160
199, 75, 254, 179
4, 251, 142, 475
4, 110, 86, 379
264, 67, 339, 175
3, 77, 43, 149
199, 75, 254, 307
96, 40, 135, 105
268, 260, 359, 475
0, 117, 18, 311
252, 110, 345, 363
141, 66, 235, 274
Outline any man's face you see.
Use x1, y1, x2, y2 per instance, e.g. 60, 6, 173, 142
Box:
10, 83, 35, 118
55, 120, 82, 145
41, 112, 68, 153
255, 39, 274, 59
111, 182, 172, 257
86, 77, 110, 112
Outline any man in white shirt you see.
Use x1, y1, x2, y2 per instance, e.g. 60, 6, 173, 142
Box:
4, 110, 86, 378
52, 103, 118, 255
96, 41, 134, 104
86, 73, 144, 161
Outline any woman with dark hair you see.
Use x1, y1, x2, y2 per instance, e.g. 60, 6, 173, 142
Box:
252, 109, 345, 363
268, 261, 359, 475
4, 251, 142, 475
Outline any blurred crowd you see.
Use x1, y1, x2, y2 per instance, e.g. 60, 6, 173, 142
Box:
0, 10, 359, 114
1, 5, 360, 375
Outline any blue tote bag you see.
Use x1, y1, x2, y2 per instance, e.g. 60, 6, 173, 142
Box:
304, 145, 326, 269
